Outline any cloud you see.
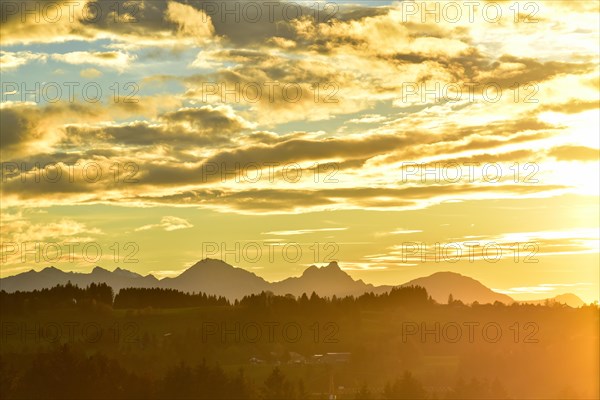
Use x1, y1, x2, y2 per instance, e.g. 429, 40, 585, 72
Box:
348, 114, 387, 124
0, 0, 212, 47
52, 51, 135, 71
0, 51, 47, 70
159, 105, 254, 136
80, 68, 103, 78
548, 145, 599, 162
0, 0, 597, 217
0, 214, 103, 247
493, 282, 592, 295
262, 228, 348, 236
0, 1, 90, 45
135, 216, 193, 232
389, 229, 423, 235
492, 286, 556, 295
369, 228, 599, 269
336, 262, 389, 271
55, 104, 253, 155
148, 269, 187, 278
118, 183, 566, 214
0, 102, 106, 160
165, 1, 215, 43
539, 100, 599, 114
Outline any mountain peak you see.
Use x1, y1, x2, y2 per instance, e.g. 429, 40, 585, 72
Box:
201, 258, 230, 265
553, 293, 585, 306
188, 258, 234, 271
428, 271, 467, 279
325, 261, 340, 270
163, 258, 269, 299
301, 261, 345, 277
41, 266, 61, 273
112, 267, 142, 278
402, 271, 513, 305
92, 266, 110, 274
302, 265, 317, 275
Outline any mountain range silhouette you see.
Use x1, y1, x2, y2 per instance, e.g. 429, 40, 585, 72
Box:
0, 258, 585, 307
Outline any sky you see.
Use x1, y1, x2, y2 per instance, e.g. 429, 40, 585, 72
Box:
1, 0, 599, 303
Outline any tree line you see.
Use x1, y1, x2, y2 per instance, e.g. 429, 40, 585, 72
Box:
0, 283, 432, 314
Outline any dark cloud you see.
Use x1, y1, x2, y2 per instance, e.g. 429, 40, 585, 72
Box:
0, 103, 105, 160
1, 0, 381, 46
160, 105, 251, 136
60, 105, 250, 149
120, 183, 567, 213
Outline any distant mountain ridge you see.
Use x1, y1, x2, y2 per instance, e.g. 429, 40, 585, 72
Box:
0, 259, 586, 307
401, 271, 514, 305
0, 266, 159, 294
517, 293, 586, 308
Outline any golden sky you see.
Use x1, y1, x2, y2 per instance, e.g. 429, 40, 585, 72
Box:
1, 0, 598, 302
